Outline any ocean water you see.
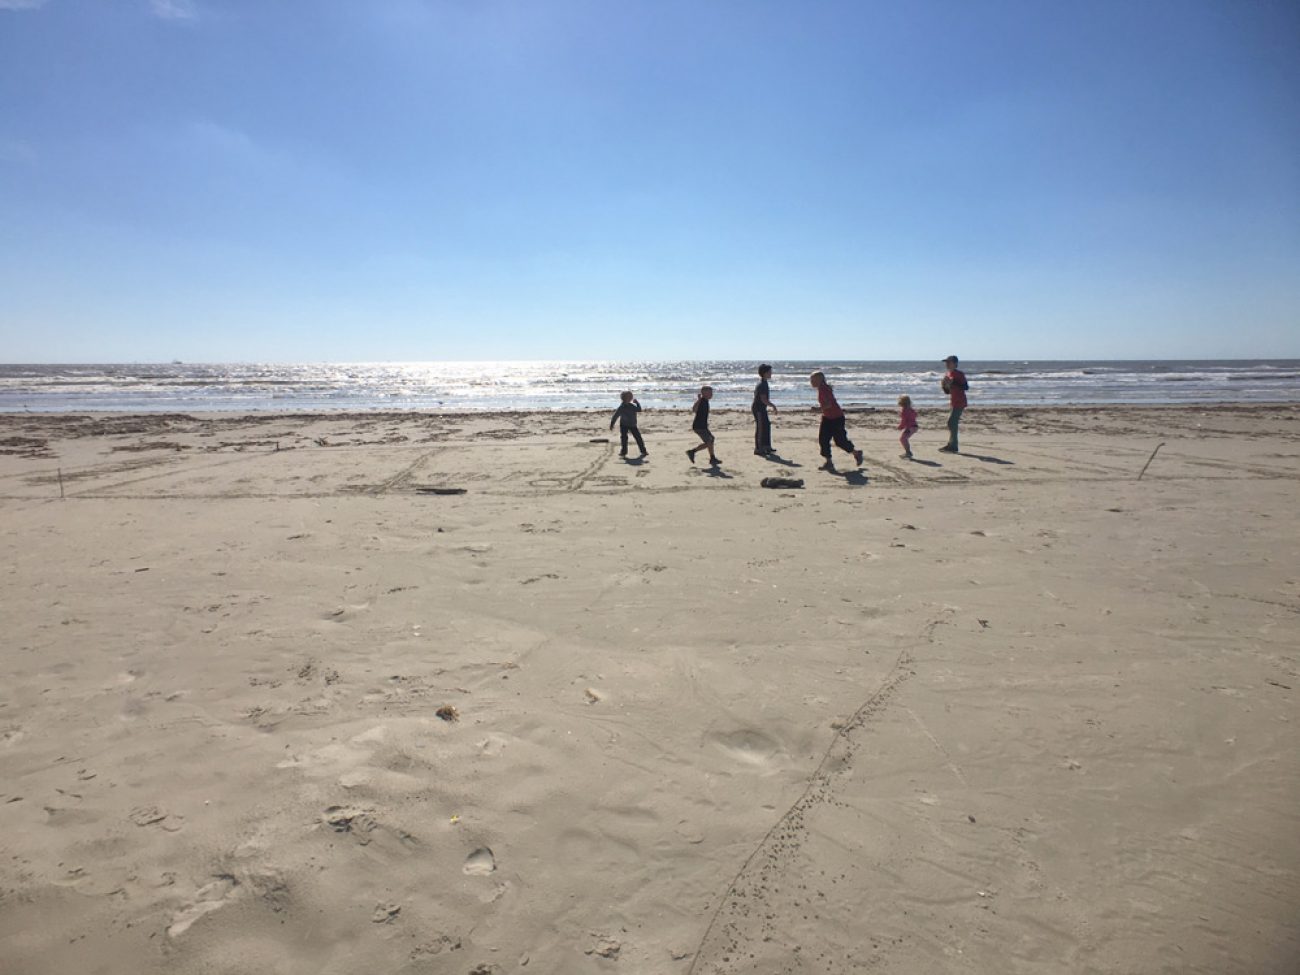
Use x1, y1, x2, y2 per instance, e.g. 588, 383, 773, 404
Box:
0, 360, 1296, 413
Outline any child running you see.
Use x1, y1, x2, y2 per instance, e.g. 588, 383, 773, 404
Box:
897, 394, 919, 459
609, 390, 647, 458
810, 371, 863, 471
686, 385, 719, 466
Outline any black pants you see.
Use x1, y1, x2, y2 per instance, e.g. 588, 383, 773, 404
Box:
619, 424, 646, 453
752, 405, 772, 452
818, 416, 855, 458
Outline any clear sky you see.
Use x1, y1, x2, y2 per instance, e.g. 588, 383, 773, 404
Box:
2, 0, 1297, 362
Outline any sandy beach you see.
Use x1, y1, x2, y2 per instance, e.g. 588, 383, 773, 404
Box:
1, 403, 1297, 974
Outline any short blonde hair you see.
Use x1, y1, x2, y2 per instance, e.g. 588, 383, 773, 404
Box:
898, 394, 912, 408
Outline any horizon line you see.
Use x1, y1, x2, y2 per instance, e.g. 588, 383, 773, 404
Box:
4, 356, 1299, 367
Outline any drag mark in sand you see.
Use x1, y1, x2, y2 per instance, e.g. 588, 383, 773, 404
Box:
528, 440, 615, 493
864, 453, 918, 486
686, 646, 914, 974
903, 706, 969, 788
1156, 451, 1300, 481
21, 451, 242, 496
369, 449, 438, 495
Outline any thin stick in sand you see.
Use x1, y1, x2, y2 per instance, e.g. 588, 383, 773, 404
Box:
1137, 441, 1165, 480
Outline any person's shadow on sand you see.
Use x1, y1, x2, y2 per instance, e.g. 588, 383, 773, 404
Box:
908, 458, 943, 468
699, 464, 733, 479
825, 468, 869, 485
622, 456, 646, 466
762, 453, 802, 468
966, 453, 1014, 465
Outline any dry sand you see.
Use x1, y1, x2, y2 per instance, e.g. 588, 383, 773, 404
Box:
1, 404, 1298, 974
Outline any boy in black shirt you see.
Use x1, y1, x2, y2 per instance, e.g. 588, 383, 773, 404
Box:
752, 364, 777, 456
686, 385, 719, 466
610, 391, 647, 457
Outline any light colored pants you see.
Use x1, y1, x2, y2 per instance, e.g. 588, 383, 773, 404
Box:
946, 408, 964, 450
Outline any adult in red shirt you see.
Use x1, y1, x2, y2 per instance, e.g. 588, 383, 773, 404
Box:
939, 355, 968, 453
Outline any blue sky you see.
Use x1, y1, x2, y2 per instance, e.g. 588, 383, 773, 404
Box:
1, 0, 1297, 362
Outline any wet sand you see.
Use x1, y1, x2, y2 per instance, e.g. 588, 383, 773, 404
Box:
1, 404, 1298, 974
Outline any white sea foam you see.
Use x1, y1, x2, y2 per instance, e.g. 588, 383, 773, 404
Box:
0, 360, 1296, 412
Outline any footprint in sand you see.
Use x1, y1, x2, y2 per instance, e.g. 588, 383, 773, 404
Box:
372, 902, 402, 923
322, 805, 379, 843
322, 602, 370, 623
167, 874, 240, 938
129, 804, 185, 831
463, 847, 496, 875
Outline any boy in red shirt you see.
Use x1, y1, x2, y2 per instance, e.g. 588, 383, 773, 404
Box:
810, 371, 864, 472
939, 355, 968, 453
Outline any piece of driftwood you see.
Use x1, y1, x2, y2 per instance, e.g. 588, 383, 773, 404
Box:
415, 486, 467, 495
760, 477, 804, 489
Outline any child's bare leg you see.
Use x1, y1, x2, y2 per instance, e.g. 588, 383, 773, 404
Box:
688, 432, 712, 462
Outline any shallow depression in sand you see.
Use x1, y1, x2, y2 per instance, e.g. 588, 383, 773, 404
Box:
463, 847, 496, 875
708, 728, 784, 769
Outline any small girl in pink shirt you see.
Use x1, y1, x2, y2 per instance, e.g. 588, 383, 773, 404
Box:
897, 394, 919, 460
